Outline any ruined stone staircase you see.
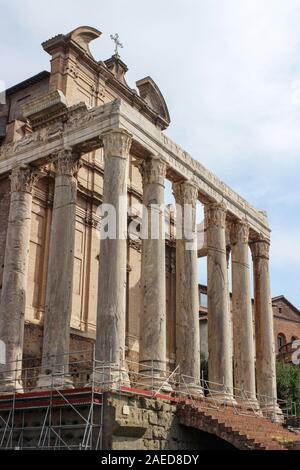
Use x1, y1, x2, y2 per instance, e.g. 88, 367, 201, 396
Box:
177, 403, 300, 450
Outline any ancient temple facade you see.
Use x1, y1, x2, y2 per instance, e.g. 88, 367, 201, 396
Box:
0, 26, 281, 418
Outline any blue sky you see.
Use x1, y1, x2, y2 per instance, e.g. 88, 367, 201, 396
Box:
0, 0, 299, 307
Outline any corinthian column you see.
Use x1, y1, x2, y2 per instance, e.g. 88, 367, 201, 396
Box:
231, 220, 258, 408
38, 149, 81, 389
205, 202, 233, 400
173, 180, 202, 394
0, 165, 38, 392
138, 156, 170, 389
95, 129, 132, 386
251, 237, 282, 420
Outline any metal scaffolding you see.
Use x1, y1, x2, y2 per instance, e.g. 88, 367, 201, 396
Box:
0, 348, 297, 450
0, 349, 103, 450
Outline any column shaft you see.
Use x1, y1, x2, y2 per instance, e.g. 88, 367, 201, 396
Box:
0, 165, 37, 392
39, 149, 80, 388
139, 156, 168, 386
251, 238, 282, 419
173, 181, 202, 394
231, 221, 258, 407
95, 129, 132, 384
205, 202, 233, 399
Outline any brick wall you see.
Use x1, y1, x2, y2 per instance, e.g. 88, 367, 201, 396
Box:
273, 298, 300, 355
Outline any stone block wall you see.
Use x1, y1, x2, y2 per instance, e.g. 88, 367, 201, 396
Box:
102, 393, 233, 450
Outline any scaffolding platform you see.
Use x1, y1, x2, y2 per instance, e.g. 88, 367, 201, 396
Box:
0, 387, 103, 450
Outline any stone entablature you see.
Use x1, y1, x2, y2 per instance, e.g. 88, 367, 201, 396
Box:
0, 98, 269, 240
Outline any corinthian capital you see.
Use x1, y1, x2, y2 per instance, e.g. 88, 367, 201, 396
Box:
139, 156, 167, 186
102, 129, 132, 160
10, 164, 40, 194
204, 202, 227, 229
53, 148, 81, 177
230, 220, 250, 245
172, 180, 198, 207
250, 236, 270, 260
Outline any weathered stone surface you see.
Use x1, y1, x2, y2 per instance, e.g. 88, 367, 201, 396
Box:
231, 220, 257, 407
173, 180, 202, 394
0, 165, 37, 392
95, 129, 132, 384
205, 202, 233, 399
0, 27, 283, 440
38, 149, 80, 388
139, 156, 168, 384
251, 238, 282, 420
102, 393, 209, 450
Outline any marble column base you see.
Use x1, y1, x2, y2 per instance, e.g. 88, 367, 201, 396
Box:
138, 375, 173, 393
91, 367, 130, 390
177, 382, 204, 397
36, 374, 74, 390
236, 396, 261, 412
0, 381, 24, 394
260, 402, 284, 423
209, 389, 237, 406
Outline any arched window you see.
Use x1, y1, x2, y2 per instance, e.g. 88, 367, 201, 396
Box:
277, 333, 286, 351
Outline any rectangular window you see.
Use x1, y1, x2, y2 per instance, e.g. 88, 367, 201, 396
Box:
200, 293, 208, 308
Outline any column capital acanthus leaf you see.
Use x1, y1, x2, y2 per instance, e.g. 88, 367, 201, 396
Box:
230, 219, 250, 245
138, 155, 167, 186
10, 164, 41, 194
52, 148, 82, 177
250, 236, 270, 260
172, 180, 198, 206
102, 129, 132, 159
204, 202, 227, 229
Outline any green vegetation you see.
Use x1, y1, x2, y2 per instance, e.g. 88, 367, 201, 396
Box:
200, 353, 208, 383
276, 361, 300, 416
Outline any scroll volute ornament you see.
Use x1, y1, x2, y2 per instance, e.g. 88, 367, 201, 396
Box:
204, 202, 227, 229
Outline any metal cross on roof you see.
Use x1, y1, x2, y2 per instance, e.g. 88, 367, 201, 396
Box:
110, 33, 123, 58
